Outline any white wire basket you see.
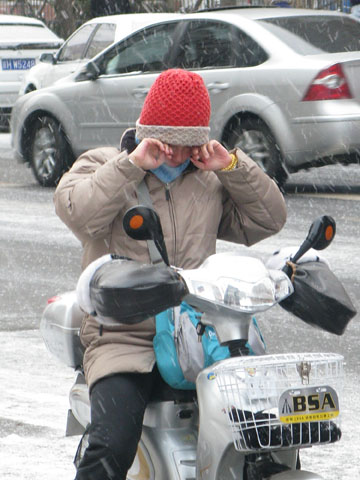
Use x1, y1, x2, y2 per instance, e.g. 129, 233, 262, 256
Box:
214, 352, 344, 452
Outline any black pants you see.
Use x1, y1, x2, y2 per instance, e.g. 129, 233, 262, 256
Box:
74, 367, 194, 480
74, 369, 158, 480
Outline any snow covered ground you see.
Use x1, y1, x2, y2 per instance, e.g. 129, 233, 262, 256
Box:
0, 133, 76, 478
1, 329, 359, 479
0, 330, 79, 479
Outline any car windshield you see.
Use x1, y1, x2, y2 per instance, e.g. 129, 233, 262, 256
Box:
259, 15, 360, 54
0, 23, 54, 41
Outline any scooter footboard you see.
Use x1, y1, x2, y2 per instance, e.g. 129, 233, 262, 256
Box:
210, 353, 344, 453
128, 400, 198, 480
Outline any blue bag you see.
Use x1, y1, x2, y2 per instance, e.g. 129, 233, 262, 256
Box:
153, 301, 265, 390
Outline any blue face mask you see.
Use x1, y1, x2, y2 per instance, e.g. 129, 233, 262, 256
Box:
151, 159, 190, 183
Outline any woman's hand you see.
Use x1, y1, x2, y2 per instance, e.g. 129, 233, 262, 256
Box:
128, 138, 234, 172
128, 138, 172, 170
190, 140, 234, 171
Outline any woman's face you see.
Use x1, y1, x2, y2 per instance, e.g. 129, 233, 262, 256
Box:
164, 145, 193, 167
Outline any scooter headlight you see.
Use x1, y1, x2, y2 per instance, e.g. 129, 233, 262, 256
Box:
180, 254, 293, 313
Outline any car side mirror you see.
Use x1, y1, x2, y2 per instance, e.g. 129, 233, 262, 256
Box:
75, 61, 101, 82
39, 52, 55, 64
86, 61, 101, 80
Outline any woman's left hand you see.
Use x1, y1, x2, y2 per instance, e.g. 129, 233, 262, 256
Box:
190, 140, 234, 171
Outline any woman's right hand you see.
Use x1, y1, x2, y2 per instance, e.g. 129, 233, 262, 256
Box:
128, 138, 172, 170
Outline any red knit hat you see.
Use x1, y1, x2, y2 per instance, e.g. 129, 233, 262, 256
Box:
136, 69, 211, 146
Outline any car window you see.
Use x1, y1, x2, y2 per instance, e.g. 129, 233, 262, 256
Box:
259, 15, 360, 54
232, 27, 268, 67
86, 23, 116, 59
99, 22, 178, 75
175, 20, 267, 69
58, 24, 97, 62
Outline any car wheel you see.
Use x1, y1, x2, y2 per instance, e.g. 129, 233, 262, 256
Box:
226, 117, 287, 187
29, 116, 69, 187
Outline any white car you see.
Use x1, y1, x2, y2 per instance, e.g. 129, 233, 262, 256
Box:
19, 14, 167, 96
0, 14, 62, 131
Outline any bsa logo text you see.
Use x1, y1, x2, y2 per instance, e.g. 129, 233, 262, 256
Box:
279, 386, 339, 423
293, 392, 336, 413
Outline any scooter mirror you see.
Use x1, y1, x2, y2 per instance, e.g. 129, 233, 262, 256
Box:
123, 206, 170, 266
291, 215, 336, 264
306, 215, 336, 251
123, 205, 158, 241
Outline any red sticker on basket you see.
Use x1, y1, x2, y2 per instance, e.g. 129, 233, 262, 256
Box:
279, 385, 339, 423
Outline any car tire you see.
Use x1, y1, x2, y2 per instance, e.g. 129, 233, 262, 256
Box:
226, 117, 287, 188
29, 115, 70, 187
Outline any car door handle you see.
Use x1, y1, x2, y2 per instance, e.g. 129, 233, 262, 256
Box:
132, 87, 150, 98
207, 82, 230, 92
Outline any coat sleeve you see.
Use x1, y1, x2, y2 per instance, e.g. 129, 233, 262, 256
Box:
216, 149, 287, 246
53, 147, 146, 243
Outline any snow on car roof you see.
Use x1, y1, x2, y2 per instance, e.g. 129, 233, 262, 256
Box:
0, 14, 47, 26
84, 12, 182, 24
82, 12, 183, 44
194, 6, 350, 20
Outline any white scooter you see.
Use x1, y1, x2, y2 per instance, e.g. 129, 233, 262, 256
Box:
40, 210, 354, 479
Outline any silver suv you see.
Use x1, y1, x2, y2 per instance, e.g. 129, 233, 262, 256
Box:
11, 8, 360, 187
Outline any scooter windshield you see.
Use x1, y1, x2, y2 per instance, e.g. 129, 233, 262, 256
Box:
180, 253, 293, 313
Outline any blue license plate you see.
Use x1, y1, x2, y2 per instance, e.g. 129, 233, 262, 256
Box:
1, 58, 36, 70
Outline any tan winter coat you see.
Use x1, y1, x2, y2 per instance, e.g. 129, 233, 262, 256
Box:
54, 147, 286, 388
